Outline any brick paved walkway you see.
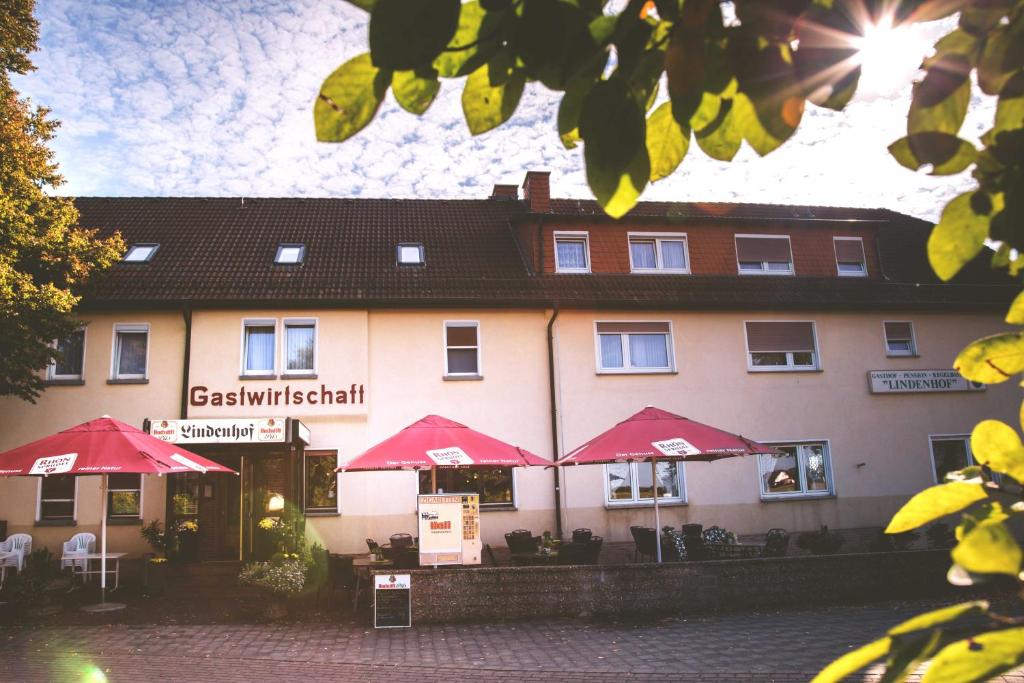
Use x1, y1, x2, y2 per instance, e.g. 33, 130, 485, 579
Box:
2, 601, 1022, 682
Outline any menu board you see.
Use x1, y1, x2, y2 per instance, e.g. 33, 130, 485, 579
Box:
374, 573, 411, 628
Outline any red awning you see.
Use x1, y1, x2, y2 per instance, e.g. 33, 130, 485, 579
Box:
338, 415, 550, 471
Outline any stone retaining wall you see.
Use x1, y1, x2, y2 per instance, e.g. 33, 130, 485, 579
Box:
378, 550, 955, 623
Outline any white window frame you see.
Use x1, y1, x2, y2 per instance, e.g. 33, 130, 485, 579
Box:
48, 327, 87, 381
240, 318, 278, 376
743, 320, 821, 372
883, 320, 918, 357
274, 243, 305, 265
36, 476, 79, 522
604, 462, 687, 506
304, 450, 340, 514
834, 236, 867, 277
443, 320, 482, 378
554, 231, 591, 273
110, 323, 150, 380
928, 434, 975, 485
627, 232, 690, 274
735, 234, 795, 275
107, 473, 144, 520
282, 317, 318, 376
758, 439, 835, 500
123, 243, 159, 263
594, 321, 676, 374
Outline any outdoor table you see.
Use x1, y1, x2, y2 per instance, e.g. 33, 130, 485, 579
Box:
351, 555, 395, 611
62, 552, 127, 590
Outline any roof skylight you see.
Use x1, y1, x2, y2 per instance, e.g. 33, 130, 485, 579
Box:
123, 244, 159, 263
275, 244, 305, 264
397, 243, 424, 265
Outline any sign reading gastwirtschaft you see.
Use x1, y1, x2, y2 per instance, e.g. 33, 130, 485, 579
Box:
868, 370, 986, 394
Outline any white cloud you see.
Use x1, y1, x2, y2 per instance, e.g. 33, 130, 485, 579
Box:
12, 2, 995, 221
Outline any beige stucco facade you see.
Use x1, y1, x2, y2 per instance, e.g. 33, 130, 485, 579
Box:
0, 305, 1016, 557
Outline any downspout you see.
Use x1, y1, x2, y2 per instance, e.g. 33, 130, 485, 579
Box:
546, 304, 562, 539
179, 306, 192, 419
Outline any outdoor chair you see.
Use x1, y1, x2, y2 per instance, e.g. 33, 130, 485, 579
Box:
0, 533, 32, 572
323, 552, 356, 610
389, 533, 414, 549
763, 528, 791, 557
556, 541, 590, 565
365, 538, 380, 554
394, 547, 420, 570
571, 528, 592, 543
582, 536, 603, 564
61, 532, 95, 575
629, 525, 643, 562
635, 527, 658, 562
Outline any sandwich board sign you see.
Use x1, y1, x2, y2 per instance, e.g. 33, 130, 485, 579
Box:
374, 573, 411, 628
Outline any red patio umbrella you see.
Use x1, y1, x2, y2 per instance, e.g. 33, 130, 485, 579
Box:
558, 406, 778, 562
0, 416, 237, 610
337, 414, 550, 492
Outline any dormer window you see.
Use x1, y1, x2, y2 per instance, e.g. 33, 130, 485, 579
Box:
554, 231, 590, 273
834, 237, 867, 277
397, 243, 425, 265
275, 244, 305, 264
123, 244, 159, 263
736, 235, 793, 275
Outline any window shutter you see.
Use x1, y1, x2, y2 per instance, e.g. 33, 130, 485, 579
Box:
736, 236, 792, 262
596, 322, 671, 334
745, 322, 815, 352
884, 322, 912, 340
834, 238, 865, 263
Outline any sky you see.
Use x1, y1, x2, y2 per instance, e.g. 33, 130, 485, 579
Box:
13, 1, 996, 221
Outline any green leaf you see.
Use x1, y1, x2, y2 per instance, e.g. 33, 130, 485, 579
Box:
433, 2, 498, 78
695, 97, 742, 161
970, 419, 1024, 482
922, 628, 1024, 683
344, 0, 377, 11
811, 637, 891, 683
952, 521, 1023, 576
887, 601, 989, 637
994, 72, 1024, 136
927, 192, 992, 281
558, 80, 592, 149
515, 0, 598, 91
881, 631, 942, 683
580, 77, 650, 218
977, 23, 1023, 96
689, 91, 722, 132
928, 28, 978, 62
646, 101, 690, 182
909, 54, 971, 135
957, 501, 1009, 542
885, 482, 988, 534
461, 53, 525, 135
369, 0, 461, 71
314, 53, 390, 143
955, 331, 1024, 384
732, 92, 801, 157
888, 134, 977, 175
392, 69, 440, 115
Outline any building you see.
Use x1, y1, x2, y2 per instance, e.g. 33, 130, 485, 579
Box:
0, 171, 1015, 560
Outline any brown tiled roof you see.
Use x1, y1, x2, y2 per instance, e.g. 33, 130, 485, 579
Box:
73, 196, 1015, 311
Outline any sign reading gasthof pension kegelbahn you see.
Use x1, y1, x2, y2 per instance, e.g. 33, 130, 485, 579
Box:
149, 418, 287, 444
868, 370, 985, 394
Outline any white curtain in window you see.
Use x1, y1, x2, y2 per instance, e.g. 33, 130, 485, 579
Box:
557, 240, 587, 269
637, 462, 679, 499
662, 241, 686, 269
630, 241, 656, 268
286, 325, 315, 371
629, 333, 668, 368
117, 332, 147, 376
600, 334, 624, 368
607, 463, 633, 500
245, 326, 275, 372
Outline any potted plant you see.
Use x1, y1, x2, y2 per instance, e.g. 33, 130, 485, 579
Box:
140, 520, 172, 594
238, 552, 310, 619
176, 519, 199, 562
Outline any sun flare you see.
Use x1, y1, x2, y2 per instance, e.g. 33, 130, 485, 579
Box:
852, 14, 932, 97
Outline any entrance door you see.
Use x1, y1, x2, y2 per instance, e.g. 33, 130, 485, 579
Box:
168, 452, 241, 562
243, 453, 295, 561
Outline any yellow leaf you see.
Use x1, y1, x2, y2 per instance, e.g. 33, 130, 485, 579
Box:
970, 420, 1024, 481
811, 637, 891, 683
955, 332, 1024, 384
886, 482, 987, 534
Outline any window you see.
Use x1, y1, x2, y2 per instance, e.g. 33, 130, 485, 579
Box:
735, 235, 794, 274
123, 244, 159, 263
596, 322, 674, 373
834, 237, 867, 276
759, 441, 833, 498
554, 232, 590, 273
930, 436, 973, 483
111, 324, 149, 380
397, 243, 424, 265
305, 451, 338, 512
418, 468, 514, 508
884, 321, 917, 357
283, 319, 316, 374
107, 473, 142, 519
39, 476, 76, 521
242, 320, 276, 375
629, 233, 689, 273
275, 243, 305, 264
444, 321, 480, 377
606, 462, 686, 505
745, 321, 818, 371
48, 329, 86, 381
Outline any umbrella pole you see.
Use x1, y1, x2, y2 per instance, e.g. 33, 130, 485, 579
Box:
431, 469, 436, 493
652, 458, 662, 563
100, 473, 107, 602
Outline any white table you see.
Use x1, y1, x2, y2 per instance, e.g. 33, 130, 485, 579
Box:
62, 552, 127, 590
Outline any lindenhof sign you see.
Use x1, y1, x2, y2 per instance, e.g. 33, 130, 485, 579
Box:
868, 369, 985, 394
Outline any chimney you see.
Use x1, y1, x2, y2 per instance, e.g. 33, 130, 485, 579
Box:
490, 184, 519, 201
522, 171, 551, 213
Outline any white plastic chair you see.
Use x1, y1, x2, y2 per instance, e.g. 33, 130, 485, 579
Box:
0, 533, 32, 572
61, 532, 95, 575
